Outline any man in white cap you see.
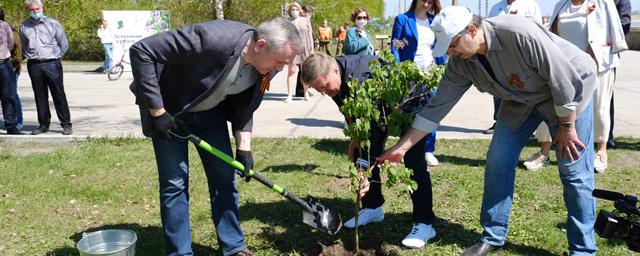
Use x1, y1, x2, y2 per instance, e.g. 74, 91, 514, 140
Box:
378, 6, 599, 256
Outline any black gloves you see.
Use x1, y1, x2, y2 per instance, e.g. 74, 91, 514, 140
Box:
235, 149, 253, 182
151, 112, 177, 140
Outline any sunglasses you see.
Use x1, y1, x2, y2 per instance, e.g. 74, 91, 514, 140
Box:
356, 16, 368, 20
449, 29, 468, 49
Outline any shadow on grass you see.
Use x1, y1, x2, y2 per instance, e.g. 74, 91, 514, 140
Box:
239, 198, 556, 255
47, 223, 214, 256
311, 139, 348, 156
436, 154, 486, 167
610, 140, 640, 151
263, 163, 320, 173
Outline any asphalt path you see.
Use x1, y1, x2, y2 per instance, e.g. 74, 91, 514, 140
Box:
1, 50, 639, 142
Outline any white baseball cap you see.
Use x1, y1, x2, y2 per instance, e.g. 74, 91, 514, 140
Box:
431, 6, 474, 57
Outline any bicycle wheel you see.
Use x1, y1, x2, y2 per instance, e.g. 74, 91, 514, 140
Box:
108, 64, 124, 81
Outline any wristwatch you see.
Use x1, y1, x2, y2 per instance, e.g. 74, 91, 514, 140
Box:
560, 121, 574, 128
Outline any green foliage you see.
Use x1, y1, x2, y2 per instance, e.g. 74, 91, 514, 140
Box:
340, 49, 445, 193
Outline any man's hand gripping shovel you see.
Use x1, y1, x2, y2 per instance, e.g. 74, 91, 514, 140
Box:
166, 120, 342, 235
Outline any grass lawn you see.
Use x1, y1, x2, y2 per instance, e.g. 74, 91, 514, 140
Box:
0, 137, 638, 255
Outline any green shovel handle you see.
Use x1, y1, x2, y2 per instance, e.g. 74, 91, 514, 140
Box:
186, 135, 256, 178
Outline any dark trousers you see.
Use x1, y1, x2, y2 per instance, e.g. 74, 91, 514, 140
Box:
0, 61, 19, 129
492, 96, 501, 121
359, 123, 435, 224
27, 59, 71, 128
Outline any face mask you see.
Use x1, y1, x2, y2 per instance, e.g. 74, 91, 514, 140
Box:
29, 11, 43, 20
291, 11, 299, 18
356, 19, 367, 28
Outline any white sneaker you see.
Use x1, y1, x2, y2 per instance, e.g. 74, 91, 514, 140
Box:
401, 223, 436, 249
343, 207, 384, 228
594, 151, 607, 173
425, 152, 439, 166
523, 152, 549, 171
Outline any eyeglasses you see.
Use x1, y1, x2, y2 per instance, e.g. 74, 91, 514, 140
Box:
449, 29, 467, 49
356, 16, 368, 20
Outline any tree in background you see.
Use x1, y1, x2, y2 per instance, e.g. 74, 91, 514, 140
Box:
0, 0, 383, 60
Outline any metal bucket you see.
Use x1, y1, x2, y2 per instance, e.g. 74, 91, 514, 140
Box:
76, 229, 137, 256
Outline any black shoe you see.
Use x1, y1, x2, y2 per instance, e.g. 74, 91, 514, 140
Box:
483, 123, 496, 135
606, 140, 617, 149
31, 126, 49, 135
6, 128, 24, 135
462, 241, 502, 256
62, 127, 73, 135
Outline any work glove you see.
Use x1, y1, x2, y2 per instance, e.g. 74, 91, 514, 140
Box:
151, 112, 178, 140
234, 149, 253, 182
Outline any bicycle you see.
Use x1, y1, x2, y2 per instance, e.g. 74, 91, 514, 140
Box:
107, 48, 129, 81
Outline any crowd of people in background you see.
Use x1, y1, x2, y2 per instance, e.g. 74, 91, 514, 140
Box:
0, 0, 637, 255
1, 0, 72, 136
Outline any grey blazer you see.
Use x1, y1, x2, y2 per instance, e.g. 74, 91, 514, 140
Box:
129, 20, 271, 137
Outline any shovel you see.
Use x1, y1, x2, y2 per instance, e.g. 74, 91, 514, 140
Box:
168, 131, 342, 235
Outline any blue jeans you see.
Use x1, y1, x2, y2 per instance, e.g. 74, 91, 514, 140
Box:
15, 71, 23, 129
0, 61, 19, 129
151, 105, 246, 256
103, 43, 114, 70
480, 102, 596, 255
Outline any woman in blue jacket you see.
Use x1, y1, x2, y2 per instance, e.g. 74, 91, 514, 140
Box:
391, 0, 445, 166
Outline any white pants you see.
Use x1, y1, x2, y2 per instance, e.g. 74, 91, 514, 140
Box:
593, 69, 615, 143
534, 122, 552, 143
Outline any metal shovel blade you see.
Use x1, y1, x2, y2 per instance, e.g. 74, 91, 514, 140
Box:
302, 195, 342, 235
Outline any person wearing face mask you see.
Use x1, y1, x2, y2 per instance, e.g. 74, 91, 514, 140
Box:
343, 7, 375, 56
284, 2, 314, 103
19, 0, 72, 135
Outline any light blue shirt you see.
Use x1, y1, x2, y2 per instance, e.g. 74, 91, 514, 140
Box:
19, 16, 69, 60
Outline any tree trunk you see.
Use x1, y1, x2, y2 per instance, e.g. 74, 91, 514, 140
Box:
215, 0, 225, 20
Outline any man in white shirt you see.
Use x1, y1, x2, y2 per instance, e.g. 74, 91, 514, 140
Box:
97, 19, 115, 73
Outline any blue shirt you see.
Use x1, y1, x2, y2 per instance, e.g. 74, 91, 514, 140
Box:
19, 16, 69, 60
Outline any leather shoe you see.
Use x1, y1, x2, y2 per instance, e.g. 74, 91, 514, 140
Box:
6, 128, 24, 135
462, 241, 502, 256
31, 126, 49, 135
606, 140, 617, 149
62, 127, 73, 135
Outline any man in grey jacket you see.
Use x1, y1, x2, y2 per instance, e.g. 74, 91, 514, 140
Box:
129, 17, 302, 256
378, 6, 599, 256
20, 0, 72, 135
